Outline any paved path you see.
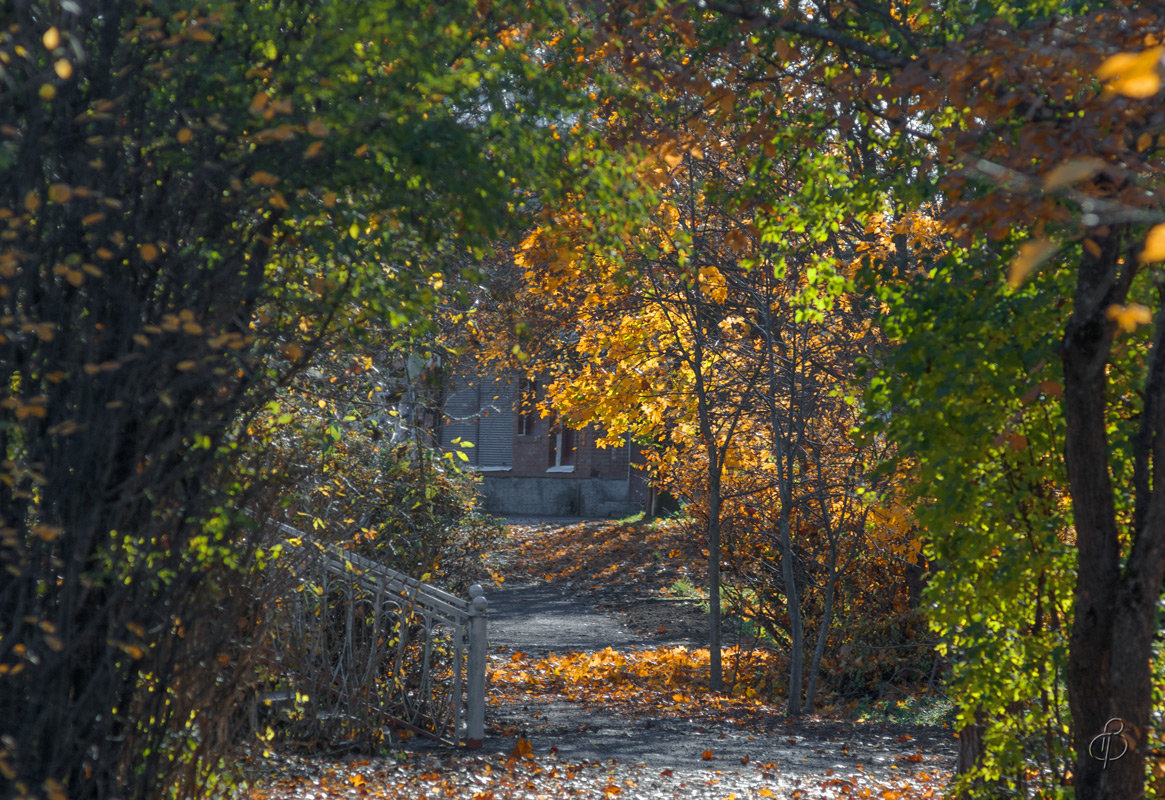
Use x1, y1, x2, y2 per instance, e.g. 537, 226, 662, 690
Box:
458, 525, 958, 797
486, 580, 653, 656
252, 518, 958, 800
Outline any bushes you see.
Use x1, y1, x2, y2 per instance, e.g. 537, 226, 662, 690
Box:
250, 358, 501, 751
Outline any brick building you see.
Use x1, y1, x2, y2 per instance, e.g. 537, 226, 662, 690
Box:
438, 371, 649, 516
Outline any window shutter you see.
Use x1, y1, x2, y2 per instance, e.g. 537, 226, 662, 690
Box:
440, 379, 480, 465
440, 373, 513, 468
477, 377, 514, 467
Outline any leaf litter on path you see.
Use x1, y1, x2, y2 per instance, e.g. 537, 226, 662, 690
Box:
247, 517, 955, 798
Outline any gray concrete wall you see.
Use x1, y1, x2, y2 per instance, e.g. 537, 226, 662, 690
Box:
481, 476, 642, 518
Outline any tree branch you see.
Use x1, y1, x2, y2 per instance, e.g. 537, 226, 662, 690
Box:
699, 0, 911, 70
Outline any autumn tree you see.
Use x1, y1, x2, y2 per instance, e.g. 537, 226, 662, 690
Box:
845, 10, 1165, 800
489, 34, 915, 710
607, 2, 1165, 796
0, 2, 603, 797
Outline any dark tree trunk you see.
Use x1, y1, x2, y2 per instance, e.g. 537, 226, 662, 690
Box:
1060, 231, 1165, 800
956, 716, 985, 778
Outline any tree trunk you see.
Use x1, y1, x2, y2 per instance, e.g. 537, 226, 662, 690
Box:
779, 500, 803, 717
956, 716, 985, 777
708, 476, 723, 693
1059, 231, 1165, 800
804, 565, 836, 711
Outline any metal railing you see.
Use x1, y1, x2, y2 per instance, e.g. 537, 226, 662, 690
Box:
268, 522, 487, 747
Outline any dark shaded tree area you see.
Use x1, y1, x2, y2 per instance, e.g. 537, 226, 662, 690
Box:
0, 1, 600, 797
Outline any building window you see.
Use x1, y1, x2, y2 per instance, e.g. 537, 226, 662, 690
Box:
517, 376, 538, 437
548, 418, 575, 472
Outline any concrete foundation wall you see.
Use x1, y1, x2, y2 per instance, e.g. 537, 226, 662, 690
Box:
481, 476, 643, 518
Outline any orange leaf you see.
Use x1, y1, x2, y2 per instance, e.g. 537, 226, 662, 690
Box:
1042, 158, 1105, 191
701, 749, 715, 760
1098, 47, 1163, 99
48, 183, 72, 203
250, 171, 280, 187
1138, 223, 1165, 263
509, 737, 533, 759
1007, 238, 1057, 289
1106, 303, 1153, 333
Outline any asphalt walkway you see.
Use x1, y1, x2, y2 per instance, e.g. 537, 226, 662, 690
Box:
454, 519, 958, 798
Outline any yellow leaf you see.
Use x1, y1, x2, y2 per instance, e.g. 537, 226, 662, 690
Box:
1138, 223, 1165, 263
39, 83, 56, 101
322, 191, 338, 208
24, 190, 40, 213
53, 59, 72, 80
177, 127, 193, 144
283, 343, 303, 361
1106, 303, 1153, 333
139, 243, 159, 262
42, 27, 60, 50
176, 360, 197, 371
1007, 238, 1057, 289
251, 92, 269, 112
1097, 47, 1163, 99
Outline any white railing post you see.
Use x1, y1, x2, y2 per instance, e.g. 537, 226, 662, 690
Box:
465, 583, 488, 748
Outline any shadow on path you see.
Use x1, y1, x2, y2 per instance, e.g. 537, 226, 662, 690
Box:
486, 581, 653, 656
